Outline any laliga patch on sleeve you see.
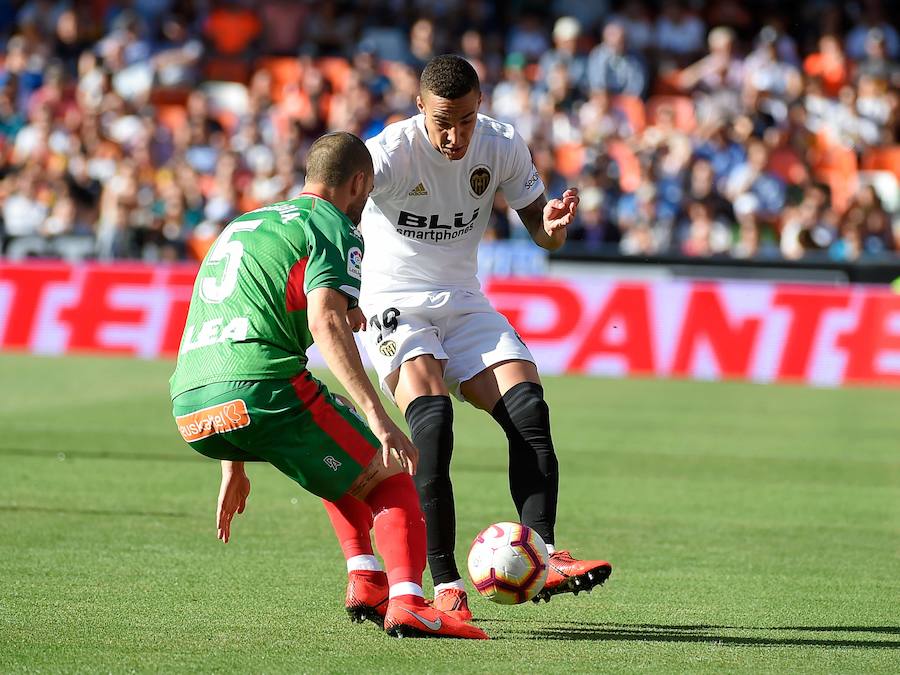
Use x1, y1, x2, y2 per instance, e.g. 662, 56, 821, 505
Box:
347, 247, 363, 280
176, 399, 251, 442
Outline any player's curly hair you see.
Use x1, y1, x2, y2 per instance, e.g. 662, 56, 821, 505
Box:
306, 132, 373, 186
420, 54, 480, 99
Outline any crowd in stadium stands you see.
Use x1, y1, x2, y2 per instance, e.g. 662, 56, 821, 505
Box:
0, 0, 898, 263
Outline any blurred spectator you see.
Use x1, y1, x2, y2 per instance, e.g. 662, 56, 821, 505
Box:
568, 186, 615, 248
54, 7, 93, 76
608, 1, 654, 54
845, 5, 899, 61
678, 26, 744, 125
408, 17, 438, 69
694, 122, 748, 182
803, 34, 849, 98
587, 21, 647, 97
1, 35, 45, 111
841, 184, 895, 255
507, 13, 550, 62
152, 13, 203, 89
257, 0, 308, 56
538, 17, 588, 96
3, 166, 48, 237
780, 183, 837, 259
856, 28, 900, 90
577, 88, 631, 145
685, 158, 732, 221
731, 199, 770, 259
723, 137, 787, 221
743, 26, 802, 102
680, 200, 731, 257
654, 2, 706, 67
490, 53, 538, 141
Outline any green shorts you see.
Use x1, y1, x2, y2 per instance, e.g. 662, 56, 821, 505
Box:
172, 371, 378, 501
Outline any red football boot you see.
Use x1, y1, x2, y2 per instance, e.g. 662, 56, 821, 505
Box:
431, 587, 473, 622
384, 596, 489, 639
533, 550, 612, 603
345, 570, 389, 625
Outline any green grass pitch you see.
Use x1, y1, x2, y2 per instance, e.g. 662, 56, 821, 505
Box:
1, 353, 898, 673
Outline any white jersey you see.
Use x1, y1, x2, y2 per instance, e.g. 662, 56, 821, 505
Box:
361, 113, 545, 295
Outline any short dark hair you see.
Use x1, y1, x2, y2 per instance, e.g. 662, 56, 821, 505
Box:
420, 54, 480, 100
305, 132, 373, 187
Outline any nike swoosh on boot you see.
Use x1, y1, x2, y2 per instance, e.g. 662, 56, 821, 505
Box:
399, 607, 442, 631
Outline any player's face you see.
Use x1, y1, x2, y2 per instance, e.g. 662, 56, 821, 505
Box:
347, 171, 374, 225
418, 89, 481, 161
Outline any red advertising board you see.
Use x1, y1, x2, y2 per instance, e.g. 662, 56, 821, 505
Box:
1, 261, 898, 387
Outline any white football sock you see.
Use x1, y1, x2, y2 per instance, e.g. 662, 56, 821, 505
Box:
545, 544, 556, 555
389, 582, 424, 599
434, 579, 466, 593
346, 554, 382, 573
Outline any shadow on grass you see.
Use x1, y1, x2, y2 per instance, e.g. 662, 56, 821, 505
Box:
554, 622, 900, 636
480, 621, 900, 648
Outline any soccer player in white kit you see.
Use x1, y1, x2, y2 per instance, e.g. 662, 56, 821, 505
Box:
358, 55, 612, 620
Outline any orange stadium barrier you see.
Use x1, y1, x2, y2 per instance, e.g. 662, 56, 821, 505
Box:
1, 262, 897, 387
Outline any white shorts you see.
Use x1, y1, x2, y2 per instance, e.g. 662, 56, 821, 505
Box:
359, 288, 535, 402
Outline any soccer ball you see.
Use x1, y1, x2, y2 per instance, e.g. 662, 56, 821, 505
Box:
467, 522, 549, 604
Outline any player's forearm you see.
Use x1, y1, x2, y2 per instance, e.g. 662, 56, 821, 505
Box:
535, 226, 567, 251
517, 196, 566, 251
309, 307, 386, 419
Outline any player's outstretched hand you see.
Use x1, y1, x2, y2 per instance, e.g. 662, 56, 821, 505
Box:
347, 307, 366, 332
216, 462, 250, 543
368, 412, 419, 476
543, 187, 579, 238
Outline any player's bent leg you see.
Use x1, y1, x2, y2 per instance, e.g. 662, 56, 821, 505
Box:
230, 375, 390, 626
463, 362, 614, 602
491, 380, 559, 545
347, 454, 487, 639
322, 495, 388, 625
322, 494, 375, 563
391, 357, 466, 599
404, 395, 462, 586
348, 453, 426, 601
461, 360, 558, 542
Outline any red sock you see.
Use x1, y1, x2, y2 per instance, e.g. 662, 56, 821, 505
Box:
363, 473, 426, 587
322, 494, 374, 559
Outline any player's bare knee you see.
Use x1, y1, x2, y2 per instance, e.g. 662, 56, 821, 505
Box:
396, 356, 449, 411
462, 360, 541, 412
347, 453, 404, 500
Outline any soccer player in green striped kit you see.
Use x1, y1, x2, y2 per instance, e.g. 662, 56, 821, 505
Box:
170, 132, 486, 639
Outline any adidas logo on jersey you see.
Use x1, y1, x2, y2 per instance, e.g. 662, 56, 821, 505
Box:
408, 182, 428, 196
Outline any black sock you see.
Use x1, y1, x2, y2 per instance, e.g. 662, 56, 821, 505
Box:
490, 382, 558, 545
404, 395, 460, 584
